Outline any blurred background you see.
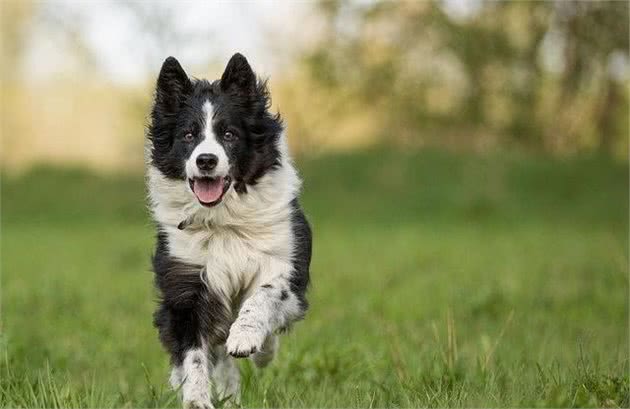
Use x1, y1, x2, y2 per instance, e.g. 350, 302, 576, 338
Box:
2, 0, 628, 170
1, 1, 628, 407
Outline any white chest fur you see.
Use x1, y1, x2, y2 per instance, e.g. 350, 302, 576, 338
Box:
147, 139, 301, 304
163, 212, 295, 302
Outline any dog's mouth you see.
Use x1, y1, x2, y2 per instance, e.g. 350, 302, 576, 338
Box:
189, 176, 232, 207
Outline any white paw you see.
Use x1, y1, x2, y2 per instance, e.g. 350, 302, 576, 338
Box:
183, 399, 213, 409
226, 321, 267, 358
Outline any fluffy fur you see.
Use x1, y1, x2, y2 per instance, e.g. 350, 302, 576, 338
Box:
146, 54, 311, 408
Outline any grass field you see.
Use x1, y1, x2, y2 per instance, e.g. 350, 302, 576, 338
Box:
1, 149, 628, 407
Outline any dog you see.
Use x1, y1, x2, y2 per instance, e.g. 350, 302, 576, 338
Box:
146, 53, 312, 408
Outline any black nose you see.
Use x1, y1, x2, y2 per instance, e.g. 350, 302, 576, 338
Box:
196, 153, 218, 171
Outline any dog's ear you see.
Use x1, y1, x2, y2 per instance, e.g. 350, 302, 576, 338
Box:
155, 56, 192, 112
220, 53, 256, 94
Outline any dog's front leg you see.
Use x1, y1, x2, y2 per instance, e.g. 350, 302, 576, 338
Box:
160, 311, 215, 409
154, 262, 232, 408
226, 267, 305, 358
180, 345, 212, 409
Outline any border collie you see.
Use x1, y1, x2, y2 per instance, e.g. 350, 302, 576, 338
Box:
146, 53, 312, 408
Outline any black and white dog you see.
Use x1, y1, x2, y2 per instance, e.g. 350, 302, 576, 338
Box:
146, 53, 312, 408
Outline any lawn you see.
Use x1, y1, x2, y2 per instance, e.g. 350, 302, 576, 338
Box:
1, 149, 628, 407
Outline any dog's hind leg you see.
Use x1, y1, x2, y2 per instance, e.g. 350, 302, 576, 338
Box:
210, 345, 240, 405
250, 334, 279, 368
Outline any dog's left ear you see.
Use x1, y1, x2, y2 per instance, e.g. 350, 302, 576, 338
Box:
221, 53, 256, 94
155, 56, 192, 113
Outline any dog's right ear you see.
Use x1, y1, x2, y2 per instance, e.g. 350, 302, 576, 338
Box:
155, 57, 192, 113
221, 53, 256, 94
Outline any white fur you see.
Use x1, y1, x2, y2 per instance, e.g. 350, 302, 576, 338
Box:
185, 102, 230, 179
171, 347, 241, 405
226, 280, 302, 357
182, 348, 212, 409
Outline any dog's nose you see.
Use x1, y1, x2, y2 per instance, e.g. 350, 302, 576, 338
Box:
196, 153, 218, 171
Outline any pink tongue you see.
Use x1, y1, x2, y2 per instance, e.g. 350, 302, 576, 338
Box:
193, 177, 224, 203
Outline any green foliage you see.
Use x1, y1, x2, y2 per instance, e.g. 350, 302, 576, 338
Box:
1, 150, 628, 407
303, 1, 629, 155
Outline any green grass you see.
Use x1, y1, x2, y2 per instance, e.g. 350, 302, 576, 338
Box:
1, 149, 628, 407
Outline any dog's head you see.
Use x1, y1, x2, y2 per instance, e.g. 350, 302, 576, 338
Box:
148, 53, 283, 207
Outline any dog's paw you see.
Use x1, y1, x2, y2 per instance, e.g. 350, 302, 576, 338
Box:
183, 399, 214, 409
226, 321, 266, 358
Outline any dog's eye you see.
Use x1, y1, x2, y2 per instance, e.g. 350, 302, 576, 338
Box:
183, 133, 194, 142
223, 131, 236, 142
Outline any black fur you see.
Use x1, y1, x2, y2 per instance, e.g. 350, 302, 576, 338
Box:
152, 231, 231, 365
289, 199, 312, 309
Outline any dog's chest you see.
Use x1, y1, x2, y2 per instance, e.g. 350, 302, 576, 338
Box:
166, 220, 293, 299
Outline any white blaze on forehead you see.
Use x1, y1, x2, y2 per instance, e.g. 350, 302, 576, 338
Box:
185, 100, 230, 178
